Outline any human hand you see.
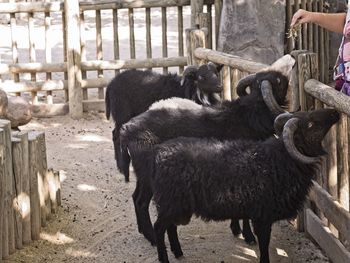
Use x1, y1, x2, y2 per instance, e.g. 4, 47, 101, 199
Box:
291, 9, 314, 27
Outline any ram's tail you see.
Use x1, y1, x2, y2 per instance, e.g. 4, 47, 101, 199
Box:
105, 87, 111, 120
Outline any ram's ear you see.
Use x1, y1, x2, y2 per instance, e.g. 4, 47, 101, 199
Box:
181, 65, 198, 85
208, 62, 224, 73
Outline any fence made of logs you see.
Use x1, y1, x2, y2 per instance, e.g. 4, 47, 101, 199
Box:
0, 0, 221, 119
0, 119, 61, 260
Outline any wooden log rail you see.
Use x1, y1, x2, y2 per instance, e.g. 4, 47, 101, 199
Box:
301, 78, 350, 262
305, 79, 350, 117
0, 1, 63, 13
79, 0, 215, 10
0, 120, 61, 260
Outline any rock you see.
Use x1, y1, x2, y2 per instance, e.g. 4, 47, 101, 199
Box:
0, 89, 32, 128
217, 0, 286, 65
6, 96, 32, 128
0, 89, 8, 116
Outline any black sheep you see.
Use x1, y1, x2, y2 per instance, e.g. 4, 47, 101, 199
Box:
151, 108, 339, 263
120, 68, 292, 246
105, 63, 223, 174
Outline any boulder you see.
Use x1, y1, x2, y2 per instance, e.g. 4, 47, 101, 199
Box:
217, 0, 286, 65
6, 96, 32, 128
0, 89, 32, 128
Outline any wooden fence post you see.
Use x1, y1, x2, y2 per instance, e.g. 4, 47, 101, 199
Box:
0, 120, 15, 256
0, 128, 4, 260
14, 132, 31, 245
28, 132, 40, 241
191, 0, 203, 27
186, 27, 207, 66
214, 0, 222, 48
289, 50, 308, 112
198, 13, 211, 49
35, 130, 51, 227
295, 52, 318, 232
11, 136, 23, 250
54, 170, 61, 207
64, 0, 83, 119
47, 169, 57, 213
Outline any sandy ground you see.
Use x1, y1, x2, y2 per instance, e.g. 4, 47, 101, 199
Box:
1, 112, 331, 263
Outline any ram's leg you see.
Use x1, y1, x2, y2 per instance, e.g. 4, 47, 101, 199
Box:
154, 218, 170, 263
120, 146, 130, 182
253, 220, 272, 263
132, 180, 142, 234
136, 180, 156, 245
242, 219, 256, 245
230, 219, 242, 236
167, 224, 183, 258
112, 127, 122, 171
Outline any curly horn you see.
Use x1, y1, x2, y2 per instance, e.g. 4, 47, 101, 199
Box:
236, 74, 257, 96
261, 80, 285, 115
274, 112, 293, 136
283, 118, 320, 164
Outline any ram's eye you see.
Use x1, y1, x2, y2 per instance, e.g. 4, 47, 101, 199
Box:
198, 76, 204, 81
277, 78, 281, 84
307, 122, 314, 128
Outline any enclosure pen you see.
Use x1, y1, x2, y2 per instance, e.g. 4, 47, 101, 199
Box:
0, 0, 348, 261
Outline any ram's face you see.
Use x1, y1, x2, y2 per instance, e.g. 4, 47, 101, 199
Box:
197, 63, 223, 93
292, 109, 340, 157
256, 70, 289, 106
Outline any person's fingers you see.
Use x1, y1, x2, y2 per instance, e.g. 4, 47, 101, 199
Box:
291, 9, 307, 27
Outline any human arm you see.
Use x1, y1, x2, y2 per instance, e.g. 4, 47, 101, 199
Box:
291, 9, 346, 34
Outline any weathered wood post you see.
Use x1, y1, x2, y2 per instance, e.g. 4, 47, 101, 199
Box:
11, 137, 23, 250
65, 0, 83, 119
47, 169, 57, 213
295, 52, 314, 232
198, 13, 211, 49
289, 50, 308, 112
185, 27, 208, 66
28, 132, 40, 240
35, 132, 50, 226
54, 170, 61, 207
14, 132, 31, 245
214, 0, 222, 48
190, 0, 203, 27
0, 128, 4, 259
0, 120, 15, 256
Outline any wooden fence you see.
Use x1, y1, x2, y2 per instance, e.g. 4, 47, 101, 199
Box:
0, 0, 332, 118
286, 0, 330, 84
194, 47, 350, 263
0, 119, 61, 260
0, 0, 220, 118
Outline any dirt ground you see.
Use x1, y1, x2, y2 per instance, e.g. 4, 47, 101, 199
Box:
2, 112, 331, 263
